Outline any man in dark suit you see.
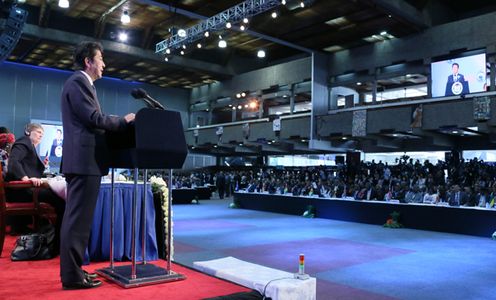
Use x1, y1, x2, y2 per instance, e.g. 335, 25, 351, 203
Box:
59, 41, 135, 290
445, 63, 470, 96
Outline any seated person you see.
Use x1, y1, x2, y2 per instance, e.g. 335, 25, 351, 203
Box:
6, 123, 65, 254
0, 129, 15, 177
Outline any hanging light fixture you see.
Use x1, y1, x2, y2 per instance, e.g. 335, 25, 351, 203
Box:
121, 10, 130, 24
218, 39, 227, 48
58, 0, 69, 8
118, 32, 128, 42
177, 29, 187, 37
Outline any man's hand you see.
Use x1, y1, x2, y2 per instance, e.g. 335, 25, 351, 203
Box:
124, 113, 135, 123
22, 176, 43, 186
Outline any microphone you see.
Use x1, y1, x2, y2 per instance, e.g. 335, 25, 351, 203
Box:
131, 88, 165, 110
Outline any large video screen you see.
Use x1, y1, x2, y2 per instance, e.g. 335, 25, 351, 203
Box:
431, 53, 486, 97
31, 119, 63, 174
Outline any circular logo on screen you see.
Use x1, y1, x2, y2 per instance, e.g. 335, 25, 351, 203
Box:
451, 82, 463, 95
54, 146, 63, 157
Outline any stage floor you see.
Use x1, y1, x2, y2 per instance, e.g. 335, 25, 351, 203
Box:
173, 198, 496, 300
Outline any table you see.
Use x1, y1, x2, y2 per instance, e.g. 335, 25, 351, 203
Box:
172, 188, 196, 204
234, 192, 496, 237
87, 182, 158, 261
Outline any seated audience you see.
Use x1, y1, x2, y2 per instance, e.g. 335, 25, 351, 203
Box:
6, 123, 65, 253
0, 128, 15, 176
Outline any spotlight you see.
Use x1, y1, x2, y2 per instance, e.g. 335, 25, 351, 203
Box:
218, 39, 227, 48
257, 49, 266, 58
165, 48, 171, 54
118, 32, 128, 42
281, 0, 286, 4
232, 107, 236, 110
226, 22, 232, 29
271, 11, 277, 18
244, 104, 249, 108
380, 31, 387, 36
236, 93, 241, 98
164, 57, 169, 62
182, 44, 187, 49
180, 50, 185, 55
177, 28, 187, 37
300, 1, 305, 8
58, 0, 69, 8
241, 92, 246, 97
197, 43, 202, 48
249, 101, 257, 109
237, 105, 242, 109
121, 10, 130, 24
243, 18, 249, 24
240, 25, 246, 31
204, 31, 209, 37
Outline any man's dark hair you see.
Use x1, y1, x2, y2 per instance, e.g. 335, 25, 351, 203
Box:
0, 126, 9, 134
452, 63, 459, 68
73, 41, 103, 70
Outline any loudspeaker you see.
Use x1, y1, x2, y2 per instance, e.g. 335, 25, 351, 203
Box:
0, 6, 27, 62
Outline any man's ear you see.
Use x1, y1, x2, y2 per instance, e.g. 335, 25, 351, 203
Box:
84, 57, 91, 69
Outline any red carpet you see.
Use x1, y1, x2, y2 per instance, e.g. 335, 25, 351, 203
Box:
0, 235, 250, 300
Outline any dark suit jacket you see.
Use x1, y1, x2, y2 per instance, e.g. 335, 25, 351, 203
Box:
60, 71, 128, 176
445, 74, 470, 96
6, 135, 44, 181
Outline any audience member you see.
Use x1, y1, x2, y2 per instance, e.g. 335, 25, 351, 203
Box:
6, 123, 65, 249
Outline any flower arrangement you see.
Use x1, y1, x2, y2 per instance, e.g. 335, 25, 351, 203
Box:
383, 211, 403, 228
149, 175, 173, 259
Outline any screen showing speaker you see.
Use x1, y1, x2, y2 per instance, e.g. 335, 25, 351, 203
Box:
31, 119, 63, 174
430, 52, 487, 98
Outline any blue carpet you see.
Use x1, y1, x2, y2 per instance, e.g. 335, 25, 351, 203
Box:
172, 199, 496, 300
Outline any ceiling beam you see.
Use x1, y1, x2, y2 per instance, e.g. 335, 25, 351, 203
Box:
21, 24, 235, 77
363, 0, 431, 30
137, 0, 313, 54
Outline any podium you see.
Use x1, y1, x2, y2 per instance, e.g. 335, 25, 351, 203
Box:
96, 108, 188, 288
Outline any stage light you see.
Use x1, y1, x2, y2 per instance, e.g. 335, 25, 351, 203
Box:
180, 50, 185, 55
204, 31, 209, 37
244, 104, 249, 108
118, 32, 128, 42
257, 49, 266, 58
281, 0, 286, 4
164, 57, 169, 62
271, 11, 277, 18
182, 44, 186, 49
165, 48, 171, 54
237, 105, 242, 109
356, 82, 362, 85
300, 1, 305, 8
58, 0, 69, 8
380, 31, 387, 36
121, 11, 130, 24
236, 93, 241, 98
228, 104, 232, 107
232, 107, 236, 110
197, 43, 202, 48
249, 101, 257, 109
178, 28, 187, 37
240, 25, 246, 31
241, 92, 246, 97
218, 39, 227, 48
226, 22, 232, 29
243, 17, 249, 24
